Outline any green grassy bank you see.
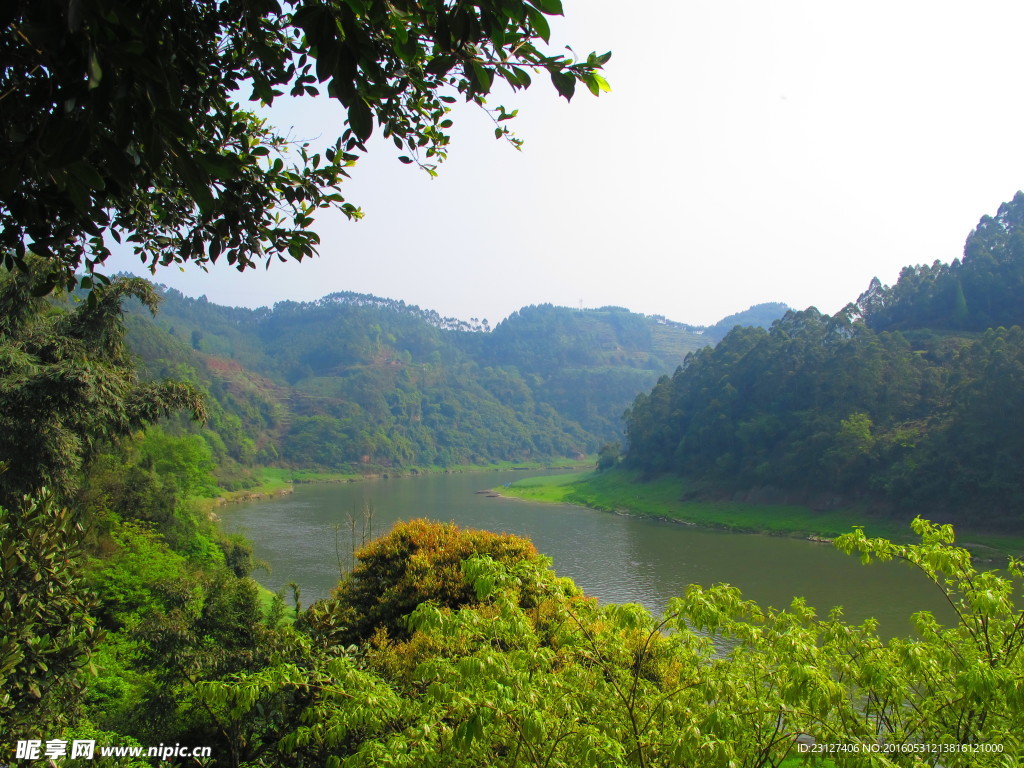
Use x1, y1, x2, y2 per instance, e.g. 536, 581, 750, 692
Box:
205, 460, 594, 511
267, 458, 590, 482
496, 468, 1024, 556
258, 458, 591, 487
405, 458, 594, 475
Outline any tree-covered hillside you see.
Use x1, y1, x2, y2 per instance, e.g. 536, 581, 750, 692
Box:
623, 193, 1024, 529
856, 191, 1024, 333
127, 291, 734, 472
476, 304, 711, 438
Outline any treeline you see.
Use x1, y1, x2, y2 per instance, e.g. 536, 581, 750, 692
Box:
623, 193, 1024, 528
125, 290, 776, 472
857, 192, 1024, 332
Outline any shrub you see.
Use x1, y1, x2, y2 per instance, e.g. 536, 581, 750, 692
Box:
302, 519, 539, 646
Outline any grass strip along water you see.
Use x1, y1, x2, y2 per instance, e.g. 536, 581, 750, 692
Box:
494, 468, 1024, 557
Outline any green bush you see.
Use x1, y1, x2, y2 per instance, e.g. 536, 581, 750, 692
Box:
302, 519, 541, 646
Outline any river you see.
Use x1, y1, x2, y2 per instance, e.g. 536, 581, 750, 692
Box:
218, 470, 954, 636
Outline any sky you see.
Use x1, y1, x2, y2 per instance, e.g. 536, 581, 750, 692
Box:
106, 0, 1024, 327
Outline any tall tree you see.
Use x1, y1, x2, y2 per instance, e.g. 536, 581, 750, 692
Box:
0, 265, 204, 507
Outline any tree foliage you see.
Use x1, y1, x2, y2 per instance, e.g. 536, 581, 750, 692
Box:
193, 519, 1023, 767
302, 518, 541, 646
621, 195, 1024, 527
76, 504, 272, 746
856, 191, 1024, 333
0, 266, 205, 507
0, 491, 101, 737
0, 264, 240, 746
125, 290, 717, 471
2, 0, 609, 291
703, 302, 791, 343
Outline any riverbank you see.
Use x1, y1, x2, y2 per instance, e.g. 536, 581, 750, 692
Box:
262, 458, 589, 485
494, 468, 1024, 557
206, 459, 593, 509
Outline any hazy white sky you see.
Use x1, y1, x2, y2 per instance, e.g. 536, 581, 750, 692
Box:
107, 0, 1024, 327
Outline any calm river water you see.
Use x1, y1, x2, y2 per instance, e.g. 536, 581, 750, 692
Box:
218, 470, 953, 636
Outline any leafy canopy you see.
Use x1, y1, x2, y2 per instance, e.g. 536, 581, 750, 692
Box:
1, 0, 610, 292
303, 518, 541, 646
0, 265, 205, 506
0, 491, 101, 737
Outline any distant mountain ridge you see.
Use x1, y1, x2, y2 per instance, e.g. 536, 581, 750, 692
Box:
127, 290, 788, 473
704, 303, 792, 343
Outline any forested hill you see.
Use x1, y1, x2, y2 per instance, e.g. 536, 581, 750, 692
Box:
856, 191, 1024, 333
623, 193, 1024, 530
127, 291, 786, 473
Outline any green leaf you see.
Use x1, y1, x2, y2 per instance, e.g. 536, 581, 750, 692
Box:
533, 0, 564, 14
549, 70, 575, 101
504, 67, 532, 89
31, 275, 58, 297
525, 5, 550, 43
66, 177, 91, 212
348, 99, 374, 142
584, 73, 611, 96
68, 161, 106, 191
88, 50, 102, 90
425, 55, 457, 77
470, 62, 494, 93
175, 158, 214, 214
196, 154, 239, 177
